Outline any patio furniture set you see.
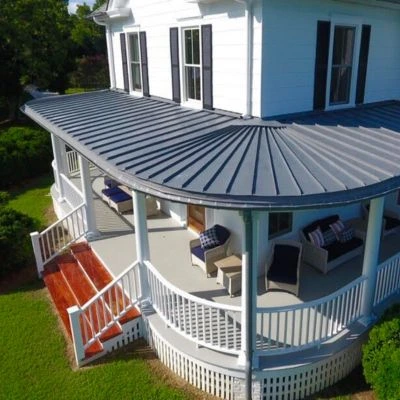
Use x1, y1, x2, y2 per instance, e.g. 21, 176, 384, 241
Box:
191, 207, 400, 298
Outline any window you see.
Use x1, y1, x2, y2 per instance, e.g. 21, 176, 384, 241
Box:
128, 33, 142, 92
269, 213, 293, 238
183, 28, 201, 102
329, 26, 356, 105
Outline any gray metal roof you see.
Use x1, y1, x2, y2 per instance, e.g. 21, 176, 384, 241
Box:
22, 90, 400, 210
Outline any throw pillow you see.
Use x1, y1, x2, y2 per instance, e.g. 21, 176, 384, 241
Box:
339, 227, 354, 243
329, 219, 345, 240
308, 227, 324, 248
322, 228, 336, 246
199, 226, 220, 250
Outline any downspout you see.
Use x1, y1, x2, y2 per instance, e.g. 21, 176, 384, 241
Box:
93, 16, 117, 89
236, 0, 254, 119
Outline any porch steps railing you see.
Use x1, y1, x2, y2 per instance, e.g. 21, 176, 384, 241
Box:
145, 261, 242, 355
374, 253, 400, 306
255, 276, 366, 356
43, 243, 142, 365
30, 203, 86, 276
66, 149, 80, 175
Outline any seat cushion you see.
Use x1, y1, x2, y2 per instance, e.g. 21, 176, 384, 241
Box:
384, 216, 400, 231
323, 237, 363, 262
104, 177, 119, 188
102, 186, 123, 197
215, 224, 230, 245
191, 245, 205, 262
267, 245, 300, 284
109, 191, 132, 203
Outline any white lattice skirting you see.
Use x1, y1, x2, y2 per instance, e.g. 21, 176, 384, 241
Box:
145, 316, 364, 400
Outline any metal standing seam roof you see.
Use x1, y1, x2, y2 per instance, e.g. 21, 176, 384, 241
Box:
22, 90, 400, 210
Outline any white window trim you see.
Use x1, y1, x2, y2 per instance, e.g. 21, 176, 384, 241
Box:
124, 28, 143, 97
325, 15, 363, 111
179, 25, 203, 109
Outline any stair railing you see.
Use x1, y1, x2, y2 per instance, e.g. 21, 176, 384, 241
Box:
30, 203, 86, 276
68, 260, 141, 364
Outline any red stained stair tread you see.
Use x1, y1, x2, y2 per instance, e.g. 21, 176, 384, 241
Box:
85, 339, 103, 359
70, 244, 113, 291
119, 307, 141, 325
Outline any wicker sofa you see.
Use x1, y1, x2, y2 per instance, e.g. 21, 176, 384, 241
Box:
300, 215, 364, 274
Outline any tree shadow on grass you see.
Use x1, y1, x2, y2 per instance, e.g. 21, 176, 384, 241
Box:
0, 264, 44, 295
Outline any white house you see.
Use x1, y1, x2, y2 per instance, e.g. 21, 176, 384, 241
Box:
23, 0, 400, 399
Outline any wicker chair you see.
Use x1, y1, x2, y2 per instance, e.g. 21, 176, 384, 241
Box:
190, 225, 231, 277
265, 240, 302, 297
362, 203, 400, 237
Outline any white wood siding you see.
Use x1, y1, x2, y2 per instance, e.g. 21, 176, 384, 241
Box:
108, 0, 262, 116
261, 0, 400, 117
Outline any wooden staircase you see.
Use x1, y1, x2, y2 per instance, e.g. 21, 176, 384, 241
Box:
43, 242, 141, 363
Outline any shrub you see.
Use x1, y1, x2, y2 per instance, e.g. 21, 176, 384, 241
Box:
362, 304, 400, 400
0, 207, 36, 278
0, 191, 9, 206
0, 126, 52, 188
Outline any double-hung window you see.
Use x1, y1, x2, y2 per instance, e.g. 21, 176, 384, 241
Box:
128, 32, 142, 92
329, 25, 356, 106
183, 27, 201, 102
269, 212, 293, 238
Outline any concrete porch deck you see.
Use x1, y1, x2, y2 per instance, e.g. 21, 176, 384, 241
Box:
70, 170, 400, 309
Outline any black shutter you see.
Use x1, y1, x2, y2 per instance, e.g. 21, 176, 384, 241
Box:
140, 31, 150, 97
170, 27, 181, 103
356, 25, 371, 105
313, 21, 331, 110
201, 24, 213, 110
120, 33, 129, 92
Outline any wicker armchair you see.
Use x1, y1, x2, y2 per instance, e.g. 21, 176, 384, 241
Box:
265, 240, 302, 297
190, 225, 231, 277
362, 203, 400, 237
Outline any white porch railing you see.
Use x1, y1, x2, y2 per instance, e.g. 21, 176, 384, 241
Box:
68, 261, 141, 363
30, 203, 86, 276
66, 150, 80, 175
255, 276, 366, 356
374, 253, 400, 306
60, 173, 84, 209
144, 261, 242, 354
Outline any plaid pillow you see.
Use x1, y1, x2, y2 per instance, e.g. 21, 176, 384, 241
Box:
329, 219, 345, 240
308, 227, 324, 248
199, 226, 220, 250
339, 227, 354, 243
322, 228, 336, 246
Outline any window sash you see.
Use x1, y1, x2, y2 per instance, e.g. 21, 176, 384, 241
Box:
183, 28, 201, 101
128, 33, 142, 92
269, 213, 293, 238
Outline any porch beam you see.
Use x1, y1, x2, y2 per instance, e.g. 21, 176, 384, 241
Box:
78, 154, 98, 237
51, 133, 65, 201
360, 195, 385, 326
132, 190, 151, 303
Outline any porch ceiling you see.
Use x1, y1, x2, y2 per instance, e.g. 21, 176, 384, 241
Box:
22, 90, 400, 210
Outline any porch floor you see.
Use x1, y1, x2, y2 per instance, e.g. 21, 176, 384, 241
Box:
71, 170, 400, 308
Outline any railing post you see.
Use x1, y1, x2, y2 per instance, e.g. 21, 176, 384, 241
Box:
30, 231, 44, 278
68, 305, 85, 365
51, 134, 66, 202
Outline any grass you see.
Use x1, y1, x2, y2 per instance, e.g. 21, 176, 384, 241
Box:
7, 173, 55, 229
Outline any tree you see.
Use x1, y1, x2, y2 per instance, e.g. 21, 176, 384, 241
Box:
0, 0, 72, 120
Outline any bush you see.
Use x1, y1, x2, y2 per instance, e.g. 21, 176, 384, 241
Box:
0, 207, 36, 277
362, 304, 400, 400
0, 191, 10, 206
0, 126, 52, 188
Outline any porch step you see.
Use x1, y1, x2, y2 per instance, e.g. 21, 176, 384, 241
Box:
43, 241, 142, 365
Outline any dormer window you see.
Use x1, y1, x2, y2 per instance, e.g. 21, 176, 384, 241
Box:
183, 27, 201, 102
128, 33, 142, 92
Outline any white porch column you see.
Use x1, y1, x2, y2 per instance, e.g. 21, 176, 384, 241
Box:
78, 155, 98, 237
360, 196, 385, 326
51, 133, 65, 201
132, 190, 151, 303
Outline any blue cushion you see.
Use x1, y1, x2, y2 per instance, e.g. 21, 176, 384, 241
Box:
200, 226, 220, 249
267, 245, 300, 284
104, 177, 119, 188
102, 186, 123, 197
109, 192, 132, 203
215, 224, 230, 245
191, 245, 205, 261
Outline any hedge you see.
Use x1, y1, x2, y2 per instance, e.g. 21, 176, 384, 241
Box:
362, 304, 400, 400
0, 126, 52, 188
0, 206, 36, 277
